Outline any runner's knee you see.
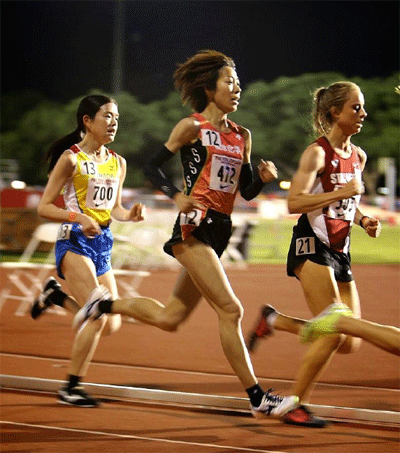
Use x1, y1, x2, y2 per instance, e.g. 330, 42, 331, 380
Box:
101, 314, 122, 336
157, 303, 189, 332
218, 298, 244, 324
337, 335, 362, 354
158, 315, 181, 332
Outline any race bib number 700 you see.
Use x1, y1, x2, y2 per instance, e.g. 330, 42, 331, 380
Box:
86, 177, 119, 210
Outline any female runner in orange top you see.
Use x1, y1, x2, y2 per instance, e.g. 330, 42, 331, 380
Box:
73, 50, 299, 418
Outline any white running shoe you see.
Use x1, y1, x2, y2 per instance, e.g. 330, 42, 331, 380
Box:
58, 386, 99, 407
72, 285, 111, 331
251, 390, 299, 418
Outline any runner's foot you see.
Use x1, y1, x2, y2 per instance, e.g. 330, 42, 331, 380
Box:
251, 390, 299, 418
282, 404, 328, 427
301, 303, 354, 343
72, 285, 111, 331
58, 386, 99, 407
247, 305, 276, 352
31, 277, 62, 319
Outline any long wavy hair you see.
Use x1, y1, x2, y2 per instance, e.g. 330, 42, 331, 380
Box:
173, 50, 236, 113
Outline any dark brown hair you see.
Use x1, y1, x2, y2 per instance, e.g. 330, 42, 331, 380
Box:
173, 50, 236, 112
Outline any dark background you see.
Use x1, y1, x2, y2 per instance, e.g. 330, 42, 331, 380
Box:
2, 0, 399, 103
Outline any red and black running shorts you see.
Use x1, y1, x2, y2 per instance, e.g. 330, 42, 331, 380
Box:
164, 208, 232, 258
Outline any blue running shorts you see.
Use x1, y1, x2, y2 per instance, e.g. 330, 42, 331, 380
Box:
55, 223, 113, 279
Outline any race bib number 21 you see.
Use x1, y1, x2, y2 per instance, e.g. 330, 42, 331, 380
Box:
296, 237, 315, 255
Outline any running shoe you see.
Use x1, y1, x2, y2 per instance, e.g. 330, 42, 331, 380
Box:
282, 404, 328, 427
31, 277, 62, 319
301, 303, 354, 343
72, 285, 111, 331
251, 389, 299, 418
58, 386, 99, 408
247, 305, 276, 352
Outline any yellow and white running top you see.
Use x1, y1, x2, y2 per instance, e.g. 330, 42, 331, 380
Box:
63, 144, 120, 226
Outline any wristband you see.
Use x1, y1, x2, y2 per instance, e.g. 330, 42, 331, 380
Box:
68, 211, 78, 222
239, 163, 265, 201
359, 215, 369, 229
144, 146, 180, 199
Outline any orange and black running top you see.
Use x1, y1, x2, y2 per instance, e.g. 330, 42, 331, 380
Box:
180, 113, 246, 216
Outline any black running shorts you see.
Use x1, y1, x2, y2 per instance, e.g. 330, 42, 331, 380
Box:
286, 214, 353, 282
164, 208, 232, 258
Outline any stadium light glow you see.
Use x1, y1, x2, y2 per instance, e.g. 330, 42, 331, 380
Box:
11, 180, 26, 189
279, 181, 291, 190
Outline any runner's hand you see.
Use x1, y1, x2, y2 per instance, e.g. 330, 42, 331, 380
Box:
129, 203, 146, 222
342, 178, 364, 198
258, 159, 278, 183
173, 193, 205, 213
80, 215, 102, 238
363, 217, 382, 238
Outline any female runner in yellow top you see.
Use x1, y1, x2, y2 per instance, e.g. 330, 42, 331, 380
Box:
32, 94, 162, 406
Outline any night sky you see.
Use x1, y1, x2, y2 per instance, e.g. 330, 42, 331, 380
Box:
2, 0, 399, 104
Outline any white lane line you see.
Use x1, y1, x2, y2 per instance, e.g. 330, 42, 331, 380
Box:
1, 352, 399, 393
1, 421, 289, 453
3, 375, 399, 425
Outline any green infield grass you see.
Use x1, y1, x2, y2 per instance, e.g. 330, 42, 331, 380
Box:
249, 219, 400, 265
1, 219, 398, 265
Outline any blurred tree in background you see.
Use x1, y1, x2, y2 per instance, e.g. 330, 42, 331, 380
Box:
231, 72, 400, 193
1, 72, 398, 191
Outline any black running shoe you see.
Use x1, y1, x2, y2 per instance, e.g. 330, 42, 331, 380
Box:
57, 386, 99, 408
282, 405, 328, 428
247, 305, 276, 352
31, 277, 61, 319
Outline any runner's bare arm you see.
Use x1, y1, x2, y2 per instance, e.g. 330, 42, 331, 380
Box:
288, 144, 364, 214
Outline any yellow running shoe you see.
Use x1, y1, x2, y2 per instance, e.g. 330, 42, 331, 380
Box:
301, 303, 354, 343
